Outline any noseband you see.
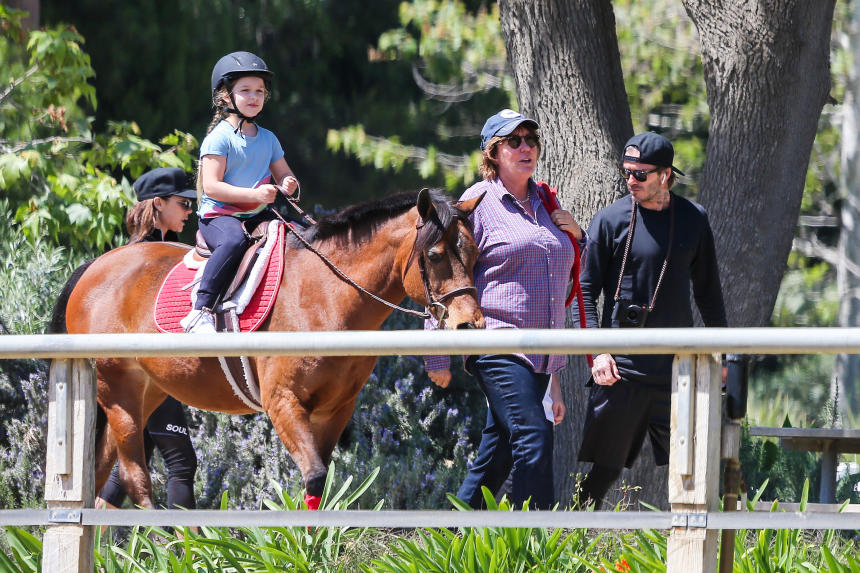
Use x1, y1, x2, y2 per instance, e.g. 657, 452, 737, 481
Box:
416, 252, 475, 327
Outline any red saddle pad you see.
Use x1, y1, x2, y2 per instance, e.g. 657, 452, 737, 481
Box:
154, 223, 285, 333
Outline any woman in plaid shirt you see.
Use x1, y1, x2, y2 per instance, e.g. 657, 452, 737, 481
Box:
425, 109, 583, 510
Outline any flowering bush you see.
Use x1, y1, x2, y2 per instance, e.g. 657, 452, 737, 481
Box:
0, 362, 48, 509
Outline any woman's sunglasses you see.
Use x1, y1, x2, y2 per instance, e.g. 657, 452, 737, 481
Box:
500, 133, 540, 149
172, 198, 193, 210
620, 167, 659, 182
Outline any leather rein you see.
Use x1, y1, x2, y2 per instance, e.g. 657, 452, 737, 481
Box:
270, 200, 475, 326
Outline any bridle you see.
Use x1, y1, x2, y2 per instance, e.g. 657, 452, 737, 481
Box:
415, 217, 477, 327
270, 202, 476, 326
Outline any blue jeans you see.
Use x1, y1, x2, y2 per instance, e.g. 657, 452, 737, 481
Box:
459, 355, 554, 510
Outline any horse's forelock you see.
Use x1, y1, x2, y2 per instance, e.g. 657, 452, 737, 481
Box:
407, 192, 469, 271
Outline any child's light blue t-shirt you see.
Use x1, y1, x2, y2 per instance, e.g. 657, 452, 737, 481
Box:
198, 120, 285, 218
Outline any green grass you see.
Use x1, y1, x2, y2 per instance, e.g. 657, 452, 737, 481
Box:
2, 474, 858, 572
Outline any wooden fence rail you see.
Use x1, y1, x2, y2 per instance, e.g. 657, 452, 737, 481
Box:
2, 327, 859, 573
2, 507, 858, 529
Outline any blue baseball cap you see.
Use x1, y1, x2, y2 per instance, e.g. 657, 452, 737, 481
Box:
480, 109, 539, 150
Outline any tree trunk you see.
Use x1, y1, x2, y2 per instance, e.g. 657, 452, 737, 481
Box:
683, 0, 836, 327
834, 0, 860, 421
498, 0, 631, 223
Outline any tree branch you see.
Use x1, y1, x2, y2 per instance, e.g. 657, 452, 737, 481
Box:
1, 135, 92, 154
363, 132, 469, 170
798, 215, 839, 228
792, 235, 860, 278
0, 65, 39, 106
411, 62, 505, 103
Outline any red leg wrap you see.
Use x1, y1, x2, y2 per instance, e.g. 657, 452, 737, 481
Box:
304, 494, 321, 510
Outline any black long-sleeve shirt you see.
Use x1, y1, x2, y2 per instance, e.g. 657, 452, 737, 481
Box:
580, 193, 727, 383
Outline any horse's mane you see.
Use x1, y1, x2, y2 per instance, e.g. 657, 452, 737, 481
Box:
291, 189, 468, 252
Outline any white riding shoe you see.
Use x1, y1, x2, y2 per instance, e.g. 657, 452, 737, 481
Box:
180, 308, 217, 334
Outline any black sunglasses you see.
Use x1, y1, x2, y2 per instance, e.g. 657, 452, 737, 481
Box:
172, 197, 193, 210
620, 167, 660, 182
500, 133, 540, 149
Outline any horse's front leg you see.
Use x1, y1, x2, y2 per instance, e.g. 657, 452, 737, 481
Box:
266, 391, 328, 509
312, 398, 358, 473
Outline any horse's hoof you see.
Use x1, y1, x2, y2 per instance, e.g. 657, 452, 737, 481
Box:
304, 494, 321, 511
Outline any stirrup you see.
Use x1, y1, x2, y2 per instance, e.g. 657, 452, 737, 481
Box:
180, 307, 217, 334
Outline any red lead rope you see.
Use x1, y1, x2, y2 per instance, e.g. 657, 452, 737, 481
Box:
536, 181, 593, 368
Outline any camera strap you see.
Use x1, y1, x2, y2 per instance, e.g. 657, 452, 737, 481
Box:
613, 195, 675, 311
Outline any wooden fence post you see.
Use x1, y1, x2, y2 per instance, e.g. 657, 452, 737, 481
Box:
42, 358, 95, 573
667, 353, 722, 573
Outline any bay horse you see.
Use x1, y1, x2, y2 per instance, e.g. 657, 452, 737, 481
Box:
53, 189, 485, 509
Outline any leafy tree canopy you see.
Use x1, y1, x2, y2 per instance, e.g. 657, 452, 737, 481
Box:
0, 5, 196, 252
327, 0, 512, 190
326, 0, 711, 193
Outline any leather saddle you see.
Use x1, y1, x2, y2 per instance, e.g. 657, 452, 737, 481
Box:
193, 220, 271, 302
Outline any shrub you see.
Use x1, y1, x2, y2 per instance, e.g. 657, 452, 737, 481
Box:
3, 476, 859, 571
0, 215, 89, 510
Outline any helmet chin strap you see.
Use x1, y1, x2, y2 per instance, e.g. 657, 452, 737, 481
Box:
222, 91, 259, 133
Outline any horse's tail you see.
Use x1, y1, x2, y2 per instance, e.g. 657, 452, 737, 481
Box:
47, 259, 109, 453
48, 259, 95, 334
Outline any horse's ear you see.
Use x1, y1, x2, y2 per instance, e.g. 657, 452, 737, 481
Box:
417, 188, 437, 222
455, 191, 486, 217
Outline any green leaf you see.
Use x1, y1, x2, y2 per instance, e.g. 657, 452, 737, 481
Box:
64, 203, 91, 225
0, 154, 30, 187
799, 478, 810, 511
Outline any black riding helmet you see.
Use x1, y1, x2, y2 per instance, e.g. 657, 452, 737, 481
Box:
211, 51, 273, 93
211, 51, 274, 130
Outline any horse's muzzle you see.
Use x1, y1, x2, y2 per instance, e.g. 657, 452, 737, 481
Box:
455, 313, 485, 329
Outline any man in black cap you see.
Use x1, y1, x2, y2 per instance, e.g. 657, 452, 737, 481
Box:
576, 132, 727, 509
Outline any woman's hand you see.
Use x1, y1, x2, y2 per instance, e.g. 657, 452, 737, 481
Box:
550, 209, 583, 241
427, 369, 452, 389
591, 353, 621, 386
549, 374, 566, 425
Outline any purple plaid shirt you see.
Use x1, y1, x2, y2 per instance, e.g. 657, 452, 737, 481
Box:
424, 178, 577, 374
